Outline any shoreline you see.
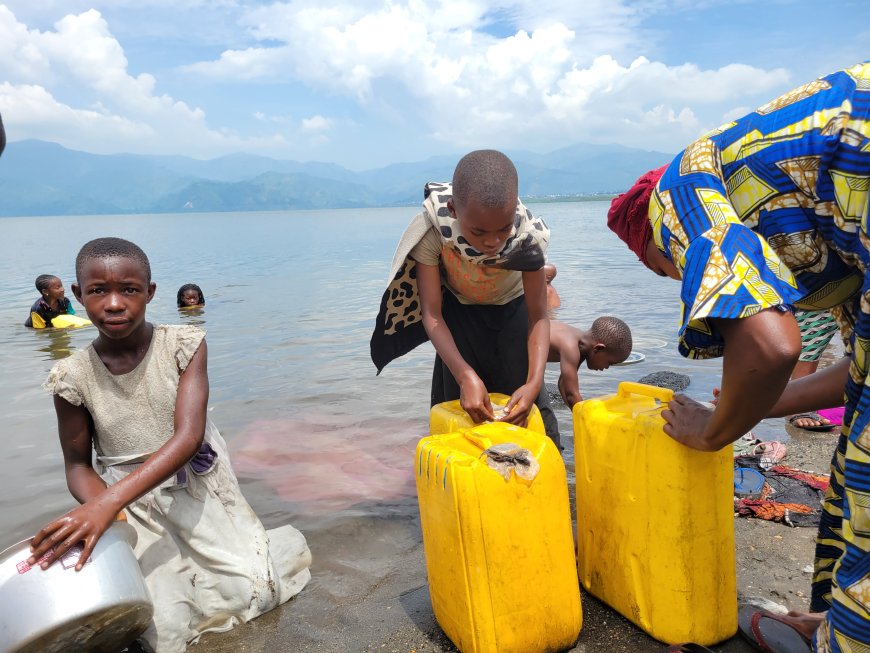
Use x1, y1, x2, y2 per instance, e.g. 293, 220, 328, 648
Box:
201, 417, 835, 653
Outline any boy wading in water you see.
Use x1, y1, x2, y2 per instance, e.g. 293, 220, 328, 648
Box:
371, 150, 559, 446
548, 317, 633, 408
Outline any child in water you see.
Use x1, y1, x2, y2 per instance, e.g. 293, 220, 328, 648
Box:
177, 283, 205, 308
543, 263, 561, 311
29, 238, 311, 653
548, 316, 632, 407
24, 274, 76, 328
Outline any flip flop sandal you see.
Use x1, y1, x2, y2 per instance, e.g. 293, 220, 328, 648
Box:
752, 441, 788, 468
738, 606, 812, 652
734, 467, 765, 499
733, 432, 762, 456
788, 413, 836, 432
666, 645, 715, 652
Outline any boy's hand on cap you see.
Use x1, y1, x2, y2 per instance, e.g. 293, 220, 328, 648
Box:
501, 385, 537, 427
459, 373, 494, 423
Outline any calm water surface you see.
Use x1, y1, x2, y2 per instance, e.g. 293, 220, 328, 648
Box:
0, 203, 737, 624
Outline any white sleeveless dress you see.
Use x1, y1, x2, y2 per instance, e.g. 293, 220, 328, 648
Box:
44, 325, 311, 653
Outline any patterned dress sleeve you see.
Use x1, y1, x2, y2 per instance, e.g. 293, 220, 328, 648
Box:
43, 358, 84, 406
173, 325, 206, 372
650, 140, 804, 359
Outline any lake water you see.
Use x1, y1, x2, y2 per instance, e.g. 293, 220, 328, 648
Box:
0, 201, 748, 646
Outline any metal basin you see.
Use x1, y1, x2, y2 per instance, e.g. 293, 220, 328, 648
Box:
0, 522, 153, 653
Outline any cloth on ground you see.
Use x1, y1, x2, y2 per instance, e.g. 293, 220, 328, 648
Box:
733, 456, 829, 527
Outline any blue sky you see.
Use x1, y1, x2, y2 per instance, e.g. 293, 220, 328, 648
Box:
1, 0, 868, 169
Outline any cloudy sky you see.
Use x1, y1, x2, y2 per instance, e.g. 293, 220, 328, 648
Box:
0, 1, 867, 169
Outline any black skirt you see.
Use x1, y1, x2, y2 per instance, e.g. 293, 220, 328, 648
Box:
431, 289, 560, 447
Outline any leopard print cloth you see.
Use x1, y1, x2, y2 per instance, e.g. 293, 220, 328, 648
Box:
370, 182, 550, 373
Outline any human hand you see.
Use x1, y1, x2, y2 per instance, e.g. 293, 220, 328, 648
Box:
660, 394, 715, 449
711, 387, 721, 406
28, 498, 120, 571
499, 384, 538, 427
459, 372, 494, 423
558, 374, 582, 408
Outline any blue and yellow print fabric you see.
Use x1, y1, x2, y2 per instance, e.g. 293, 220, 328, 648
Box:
653, 62, 870, 652
652, 62, 870, 360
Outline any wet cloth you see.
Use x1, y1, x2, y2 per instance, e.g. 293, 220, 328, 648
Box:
370, 182, 550, 373
24, 296, 75, 328
733, 457, 829, 527
44, 325, 312, 653
795, 308, 839, 363
647, 62, 870, 649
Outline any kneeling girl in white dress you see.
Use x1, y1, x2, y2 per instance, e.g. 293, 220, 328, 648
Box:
29, 237, 311, 653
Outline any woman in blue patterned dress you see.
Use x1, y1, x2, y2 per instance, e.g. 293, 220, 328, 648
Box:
607, 62, 870, 651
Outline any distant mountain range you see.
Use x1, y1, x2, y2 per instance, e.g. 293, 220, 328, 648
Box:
0, 140, 674, 217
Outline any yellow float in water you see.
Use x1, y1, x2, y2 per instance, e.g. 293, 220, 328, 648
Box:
49, 314, 92, 329
573, 382, 736, 646
429, 392, 546, 436
415, 422, 582, 653
29, 313, 92, 329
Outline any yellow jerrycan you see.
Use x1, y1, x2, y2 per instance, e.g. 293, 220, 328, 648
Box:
573, 382, 736, 646
415, 422, 582, 653
429, 392, 546, 436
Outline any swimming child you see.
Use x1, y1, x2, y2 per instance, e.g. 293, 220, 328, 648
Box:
28, 237, 311, 653
177, 283, 205, 308
24, 274, 76, 328
543, 263, 561, 311
370, 150, 560, 445
548, 317, 632, 407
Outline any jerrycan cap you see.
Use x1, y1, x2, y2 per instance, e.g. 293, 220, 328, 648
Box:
734, 467, 764, 499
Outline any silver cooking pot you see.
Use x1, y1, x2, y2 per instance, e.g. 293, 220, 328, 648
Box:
0, 522, 153, 653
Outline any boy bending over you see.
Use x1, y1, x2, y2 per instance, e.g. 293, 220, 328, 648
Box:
371, 150, 559, 445
549, 317, 632, 407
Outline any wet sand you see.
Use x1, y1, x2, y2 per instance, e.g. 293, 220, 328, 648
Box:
200, 418, 836, 653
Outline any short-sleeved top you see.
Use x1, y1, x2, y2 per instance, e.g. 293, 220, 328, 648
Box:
25, 296, 75, 328
410, 226, 525, 305
43, 325, 205, 462
650, 62, 870, 359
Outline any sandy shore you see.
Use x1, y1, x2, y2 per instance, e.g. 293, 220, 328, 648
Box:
197, 415, 835, 653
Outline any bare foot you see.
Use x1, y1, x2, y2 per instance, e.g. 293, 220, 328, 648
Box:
783, 610, 826, 639
788, 413, 832, 429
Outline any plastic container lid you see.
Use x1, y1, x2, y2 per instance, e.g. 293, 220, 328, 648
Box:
733, 467, 765, 499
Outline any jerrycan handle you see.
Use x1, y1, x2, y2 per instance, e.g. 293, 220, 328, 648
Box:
462, 430, 493, 452
617, 381, 674, 404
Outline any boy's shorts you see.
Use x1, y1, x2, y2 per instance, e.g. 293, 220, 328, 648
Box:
795, 308, 838, 363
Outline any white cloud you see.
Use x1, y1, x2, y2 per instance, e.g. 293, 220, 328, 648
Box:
0, 1, 804, 163
0, 6, 287, 157
185, 1, 791, 153
301, 115, 331, 133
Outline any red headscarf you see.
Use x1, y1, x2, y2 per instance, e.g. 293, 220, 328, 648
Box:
607, 165, 668, 267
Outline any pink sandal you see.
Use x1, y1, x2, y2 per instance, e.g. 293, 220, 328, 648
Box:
752, 441, 787, 469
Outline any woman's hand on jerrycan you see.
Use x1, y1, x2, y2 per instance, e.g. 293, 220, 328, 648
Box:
28, 497, 122, 571
459, 370, 494, 424
660, 393, 715, 447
